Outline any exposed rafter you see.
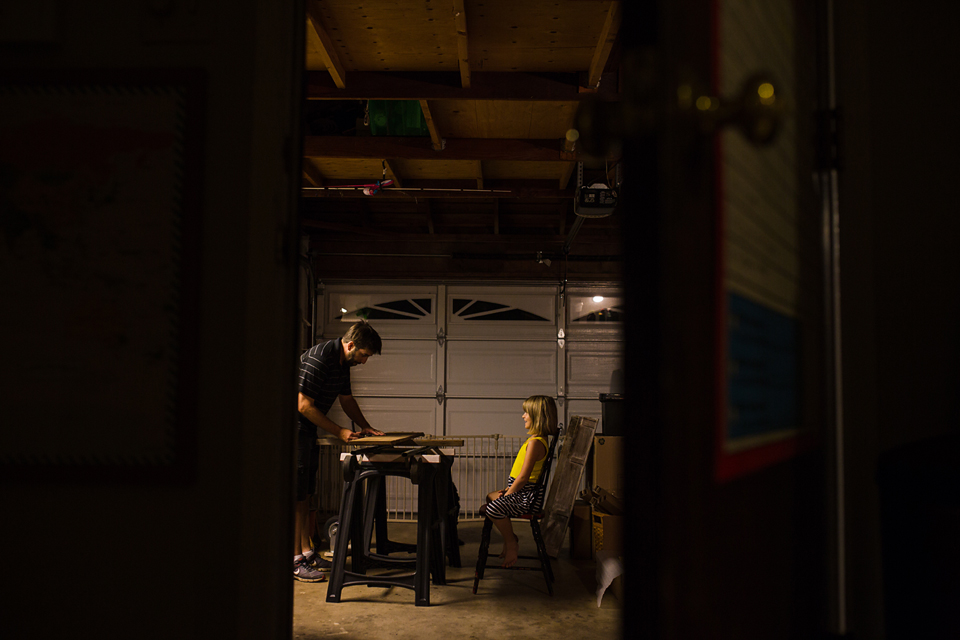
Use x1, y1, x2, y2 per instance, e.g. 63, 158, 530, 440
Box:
383, 159, 404, 188
305, 71, 620, 101
419, 100, 444, 151
302, 186, 575, 200
302, 137, 617, 161
475, 160, 483, 190
559, 161, 576, 190
302, 160, 325, 187
587, 1, 622, 88
306, 0, 347, 89
453, 0, 470, 88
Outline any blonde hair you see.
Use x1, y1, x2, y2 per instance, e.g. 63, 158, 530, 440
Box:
523, 395, 558, 437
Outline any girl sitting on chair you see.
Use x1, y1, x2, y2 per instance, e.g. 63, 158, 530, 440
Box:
480, 395, 558, 568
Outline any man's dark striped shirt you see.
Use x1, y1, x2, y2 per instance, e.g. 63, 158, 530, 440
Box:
298, 338, 351, 435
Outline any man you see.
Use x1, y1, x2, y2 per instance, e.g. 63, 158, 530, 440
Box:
293, 320, 384, 582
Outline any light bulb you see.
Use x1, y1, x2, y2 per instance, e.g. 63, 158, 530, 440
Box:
592, 296, 604, 303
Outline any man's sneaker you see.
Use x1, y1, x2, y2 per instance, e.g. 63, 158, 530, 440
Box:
293, 557, 327, 583
304, 550, 332, 573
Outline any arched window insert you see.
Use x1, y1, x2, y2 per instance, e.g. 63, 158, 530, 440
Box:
572, 306, 624, 323
336, 298, 433, 321
452, 298, 550, 322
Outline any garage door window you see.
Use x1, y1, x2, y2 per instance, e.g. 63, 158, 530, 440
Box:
336, 297, 433, 322
452, 298, 550, 322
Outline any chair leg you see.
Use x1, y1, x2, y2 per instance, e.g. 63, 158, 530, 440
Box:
530, 519, 553, 595
472, 518, 494, 594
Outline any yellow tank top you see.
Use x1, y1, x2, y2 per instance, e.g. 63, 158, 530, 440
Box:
510, 436, 549, 482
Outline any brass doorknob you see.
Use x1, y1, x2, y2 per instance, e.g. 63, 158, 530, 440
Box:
575, 49, 785, 157
677, 73, 784, 145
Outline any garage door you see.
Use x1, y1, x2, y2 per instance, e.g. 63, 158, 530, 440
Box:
317, 283, 623, 436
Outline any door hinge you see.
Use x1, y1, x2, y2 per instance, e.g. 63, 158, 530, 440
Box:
437, 328, 445, 347
436, 385, 445, 405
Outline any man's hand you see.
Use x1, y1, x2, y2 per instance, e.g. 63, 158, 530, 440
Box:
360, 426, 384, 436
339, 428, 360, 443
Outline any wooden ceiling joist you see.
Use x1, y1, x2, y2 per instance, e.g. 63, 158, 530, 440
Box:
419, 100, 444, 151
302, 187, 575, 200
475, 160, 483, 190
453, 0, 471, 88
306, 1, 347, 89
559, 161, 576, 190
304, 71, 620, 101
587, 1, 622, 88
302, 136, 613, 161
302, 160, 325, 187
383, 159, 404, 188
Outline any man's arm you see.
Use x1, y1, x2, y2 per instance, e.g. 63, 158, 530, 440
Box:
298, 392, 359, 443
338, 394, 384, 436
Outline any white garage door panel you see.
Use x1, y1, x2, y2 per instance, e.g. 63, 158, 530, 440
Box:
565, 341, 624, 398
565, 398, 603, 427
347, 397, 439, 436
445, 398, 530, 438
323, 285, 438, 339
446, 341, 557, 397
348, 340, 437, 396
446, 285, 557, 340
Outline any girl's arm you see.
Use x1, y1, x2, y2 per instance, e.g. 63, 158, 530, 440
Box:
503, 437, 546, 496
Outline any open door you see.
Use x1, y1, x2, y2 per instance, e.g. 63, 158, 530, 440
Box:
603, 1, 837, 637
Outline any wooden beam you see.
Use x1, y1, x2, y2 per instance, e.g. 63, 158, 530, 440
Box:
383, 159, 403, 188
559, 161, 576, 190
475, 160, 483, 189
305, 71, 620, 101
426, 200, 435, 234
303, 136, 618, 161
302, 160, 325, 187
493, 198, 499, 235
453, 0, 470, 88
587, 1, 622, 88
302, 186, 575, 199
419, 100, 444, 151
306, 1, 347, 89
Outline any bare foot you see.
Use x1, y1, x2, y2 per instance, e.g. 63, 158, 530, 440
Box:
502, 536, 519, 568
498, 534, 519, 558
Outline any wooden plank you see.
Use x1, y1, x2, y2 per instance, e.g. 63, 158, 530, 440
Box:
419, 99, 445, 151
304, 136, 583, 161
475, 160, 483, 190
587, 1, 621, 88
306, 1, 347, 89
302, 160, 325, 187
383, 159, 404, 188
304, 71, 620, 101
541, 415, 599, 557
559, 161, 576, 190
348, 432, 424, 445
302, 185, 575, 199
453, 0, 471, 88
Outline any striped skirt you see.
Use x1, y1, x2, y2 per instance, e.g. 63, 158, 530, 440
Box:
483, 476, 547, 519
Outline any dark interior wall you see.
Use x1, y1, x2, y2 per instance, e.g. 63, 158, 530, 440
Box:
1, 3, 301, 638
836, 1, 960, 637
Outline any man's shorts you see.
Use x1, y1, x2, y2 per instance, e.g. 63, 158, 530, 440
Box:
296, 430, 320, 501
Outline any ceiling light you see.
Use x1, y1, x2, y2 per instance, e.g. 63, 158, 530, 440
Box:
341, 308, 348, 313
593, 296, 604, 303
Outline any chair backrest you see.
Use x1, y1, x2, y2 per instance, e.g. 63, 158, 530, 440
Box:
536, 427, 562, 491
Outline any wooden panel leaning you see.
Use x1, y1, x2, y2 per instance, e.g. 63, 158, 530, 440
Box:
540, 415, 599, 557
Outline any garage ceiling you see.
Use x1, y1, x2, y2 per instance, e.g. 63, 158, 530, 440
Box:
301, 0, 625, 281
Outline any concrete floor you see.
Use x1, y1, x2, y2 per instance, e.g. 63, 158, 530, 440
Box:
293, 519, 622, 639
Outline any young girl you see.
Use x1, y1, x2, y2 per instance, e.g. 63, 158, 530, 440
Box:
481, 395, 559, 568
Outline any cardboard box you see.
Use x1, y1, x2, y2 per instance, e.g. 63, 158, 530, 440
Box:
591, 436, 624, 496
592, 510, 623, 559
569, 500, 594, 560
